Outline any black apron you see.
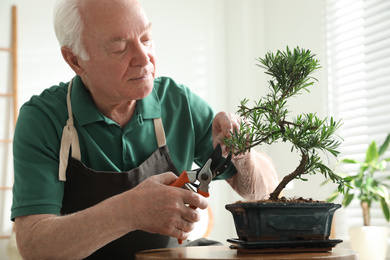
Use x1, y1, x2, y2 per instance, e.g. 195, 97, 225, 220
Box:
58, 79, 183, 259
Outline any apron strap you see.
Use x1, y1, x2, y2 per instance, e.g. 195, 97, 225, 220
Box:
59, 78, 81, 181
58, 78, 166, 181
153, 118, 166, 148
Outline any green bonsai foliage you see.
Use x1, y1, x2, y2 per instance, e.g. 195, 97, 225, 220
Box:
223, 46, 349, 201
326, 134, 390, 226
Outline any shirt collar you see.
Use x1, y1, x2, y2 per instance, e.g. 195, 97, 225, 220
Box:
71, 75, 161, 126
139, 87, 161, 119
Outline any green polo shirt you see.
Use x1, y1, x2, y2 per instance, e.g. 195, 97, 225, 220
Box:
11, 76, 236, 220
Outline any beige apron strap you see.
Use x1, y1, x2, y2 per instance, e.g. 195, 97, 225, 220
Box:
58, 78, 81, 181
153, 118, 166, 148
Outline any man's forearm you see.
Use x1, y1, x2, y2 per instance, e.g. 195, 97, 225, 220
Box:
227, 150, 279, 200
15, 193, 131, 260
14, 172, 207, 260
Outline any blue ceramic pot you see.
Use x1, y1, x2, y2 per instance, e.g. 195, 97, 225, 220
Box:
226, 202, 341, 242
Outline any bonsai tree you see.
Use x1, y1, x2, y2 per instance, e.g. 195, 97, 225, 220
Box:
223, 46, 350, 201
325, 133, 390, 226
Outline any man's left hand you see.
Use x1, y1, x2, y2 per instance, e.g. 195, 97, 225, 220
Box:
211, 111, 279, 201
211, 112, 241, 153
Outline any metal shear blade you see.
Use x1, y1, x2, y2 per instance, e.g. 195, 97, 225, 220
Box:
213, 152, 232, 177
208, 144, 232, 178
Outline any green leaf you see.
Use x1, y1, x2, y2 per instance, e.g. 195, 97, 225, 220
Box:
364, 177, 374, 191
378, 134, 390, 157
365, 141, 379, 165
343, 193, 354, 207
381, 198, 390, 222
355, 178, 363, 188
376, 185, 389, 200
378, 160, 387, 171
340, 158, 360, 164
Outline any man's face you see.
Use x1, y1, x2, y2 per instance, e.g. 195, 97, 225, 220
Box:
78, 0, 156, 103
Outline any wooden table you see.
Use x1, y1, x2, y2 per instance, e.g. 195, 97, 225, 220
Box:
136, 246, 358, 260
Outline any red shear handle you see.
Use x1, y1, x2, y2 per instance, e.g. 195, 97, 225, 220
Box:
169, 171, 190, 244
169, 171, 190, 188
169, 171, 209, 244
197, 190, 209, 198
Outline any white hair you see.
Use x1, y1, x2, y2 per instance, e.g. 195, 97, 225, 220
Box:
53, 0, 89, 60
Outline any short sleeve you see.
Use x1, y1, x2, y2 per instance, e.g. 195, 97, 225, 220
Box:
11, 88, 68, 220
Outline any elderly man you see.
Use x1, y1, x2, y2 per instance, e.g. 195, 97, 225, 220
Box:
11, 0, 278, 259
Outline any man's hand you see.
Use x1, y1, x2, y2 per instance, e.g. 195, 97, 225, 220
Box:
15, 172, 208, 259
212, 111, 279, 201
123, 172, 208, 241
212, 111, 241, 153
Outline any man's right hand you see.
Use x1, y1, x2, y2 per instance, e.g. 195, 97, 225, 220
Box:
120, 172, 209, 241
15, 172, 208, 260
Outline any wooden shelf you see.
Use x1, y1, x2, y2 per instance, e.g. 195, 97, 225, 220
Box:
0, 5, 18, 240
0, 93, 14, 97
1, 6, 18, 126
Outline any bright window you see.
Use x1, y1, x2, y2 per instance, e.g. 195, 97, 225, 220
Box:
326, 0, 390, 240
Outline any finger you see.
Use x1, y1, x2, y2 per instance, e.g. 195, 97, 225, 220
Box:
183, 191, 208, 210
151, 171, 179, 185
176, 219, 196, 233
181, 207, 201, 223
225, 113, 241, 134
214, 114, 240, 154
213, 112, 242, 138
226, 114, 242, 136
214, 112, 233, 136
164, 218, 194, 240
231, 114, 242, 130
171, 226, 191, 241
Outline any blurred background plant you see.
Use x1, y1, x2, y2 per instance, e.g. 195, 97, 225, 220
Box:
325, 133, 390, 226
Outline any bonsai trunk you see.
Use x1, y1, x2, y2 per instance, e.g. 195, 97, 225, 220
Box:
269, 151, 309, 201
361, 201, 370, 226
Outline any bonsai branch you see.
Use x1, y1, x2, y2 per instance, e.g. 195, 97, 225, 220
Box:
269, 150, 309, 201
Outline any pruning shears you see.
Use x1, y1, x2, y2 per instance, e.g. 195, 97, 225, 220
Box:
169, 144, 232, 244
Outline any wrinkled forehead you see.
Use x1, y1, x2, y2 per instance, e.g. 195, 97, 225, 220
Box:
79, 0, 148, 33
79, 0, 141, 13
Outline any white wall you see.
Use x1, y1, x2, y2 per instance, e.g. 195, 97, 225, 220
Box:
0, 0, 334, 258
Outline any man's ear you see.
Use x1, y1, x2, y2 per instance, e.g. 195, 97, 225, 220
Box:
61, 46, 86, 76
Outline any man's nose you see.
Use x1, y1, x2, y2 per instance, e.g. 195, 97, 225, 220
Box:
130, 42, 150, 67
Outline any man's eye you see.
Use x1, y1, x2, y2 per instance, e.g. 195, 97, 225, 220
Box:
108, 42, 127, 54
114, 48, 126, 54
142, 35, 152, 46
